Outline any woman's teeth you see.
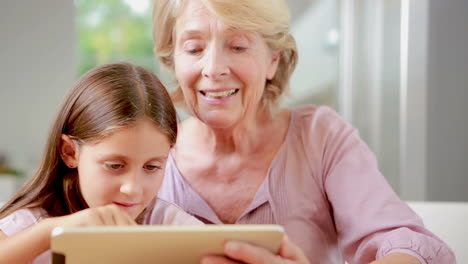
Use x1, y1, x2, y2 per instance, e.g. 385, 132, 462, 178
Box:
204, 89, 238, 98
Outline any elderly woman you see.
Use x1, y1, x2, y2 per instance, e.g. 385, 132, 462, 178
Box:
151, 0, 455, 263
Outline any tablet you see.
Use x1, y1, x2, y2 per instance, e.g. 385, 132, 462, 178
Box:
51, 224, 284, 264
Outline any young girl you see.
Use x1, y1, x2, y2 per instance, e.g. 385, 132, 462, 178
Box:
0, 62, 200, 264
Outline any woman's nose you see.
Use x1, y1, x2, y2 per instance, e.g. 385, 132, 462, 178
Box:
202, 46, 230, 80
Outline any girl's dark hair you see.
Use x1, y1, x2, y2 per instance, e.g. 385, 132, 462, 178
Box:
0, 62, 177, 221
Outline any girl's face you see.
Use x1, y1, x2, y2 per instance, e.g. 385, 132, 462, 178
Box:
173, 0, 279, 129
66, 118, 171, 219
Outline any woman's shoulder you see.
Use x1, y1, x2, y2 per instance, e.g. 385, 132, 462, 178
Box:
0, 207, 48, 236
144, 198, 203, 226
290, 104, 352, 136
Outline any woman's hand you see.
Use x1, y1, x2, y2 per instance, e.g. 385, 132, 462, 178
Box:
201, 236, 309, 264
370, 252, 422, 264
49, 204, 137, 228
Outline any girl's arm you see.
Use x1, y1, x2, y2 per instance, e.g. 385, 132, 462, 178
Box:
0, 204, 136, 264
0, 218, 56, 264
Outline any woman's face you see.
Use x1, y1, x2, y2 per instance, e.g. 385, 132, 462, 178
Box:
75, 118, 171, 219
173, 0, 279, 129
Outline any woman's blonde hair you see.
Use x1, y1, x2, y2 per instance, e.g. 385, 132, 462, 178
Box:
0, 62, 177, 223
153, 0, 298, 112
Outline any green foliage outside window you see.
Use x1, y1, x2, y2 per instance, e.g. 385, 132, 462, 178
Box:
75, 0, 157, 75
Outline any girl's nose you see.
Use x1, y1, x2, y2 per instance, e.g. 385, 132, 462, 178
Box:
120, 174, 143, 199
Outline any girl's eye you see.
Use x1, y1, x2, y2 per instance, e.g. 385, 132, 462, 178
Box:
105, 163, 124, 170
144, 164, 162, 172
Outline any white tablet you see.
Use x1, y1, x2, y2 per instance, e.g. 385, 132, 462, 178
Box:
51, 224, 284, 264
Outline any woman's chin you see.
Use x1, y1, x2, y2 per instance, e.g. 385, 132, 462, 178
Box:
201, 116, 238, 130
198, 110, 241, 129
204, 119, 235, 129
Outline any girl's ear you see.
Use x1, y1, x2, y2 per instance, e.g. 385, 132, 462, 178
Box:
60, 134, 79, 168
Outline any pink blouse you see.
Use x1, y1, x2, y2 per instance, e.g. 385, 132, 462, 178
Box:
157, 105, 456, 264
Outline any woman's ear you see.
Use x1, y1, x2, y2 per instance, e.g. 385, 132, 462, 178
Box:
266, 51, 280, 80
60, 134, 79, 168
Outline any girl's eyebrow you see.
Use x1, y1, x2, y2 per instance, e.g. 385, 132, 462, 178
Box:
147, 157, 168, 163
96, 154, 167, 163
95, 154, 130, 164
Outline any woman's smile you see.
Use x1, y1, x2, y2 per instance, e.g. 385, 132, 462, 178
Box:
199, 88, 240, 104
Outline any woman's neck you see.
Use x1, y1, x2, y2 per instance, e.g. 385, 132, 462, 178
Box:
190, 108, 288, 157
209, 127, 262, 156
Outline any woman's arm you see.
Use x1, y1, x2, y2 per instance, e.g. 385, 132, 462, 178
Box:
371, 252, 422, 264
318, 108, 455, 263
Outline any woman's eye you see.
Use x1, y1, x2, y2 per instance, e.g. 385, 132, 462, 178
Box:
144, 164, 162, 171
183, 41, 204, 55
187, 48, 202, 55
232, 46, 247, 52
105, 163, 124, 170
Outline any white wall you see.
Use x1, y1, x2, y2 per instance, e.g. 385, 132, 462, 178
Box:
425, 0, 468, 201
401, 0, 468, 201
340, 0, 402, 191
399, 0, 429, 200
287, 0, 339, 106
0, 1, 76, 174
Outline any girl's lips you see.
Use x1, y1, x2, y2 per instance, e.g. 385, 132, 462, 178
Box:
113, 202, 139, 207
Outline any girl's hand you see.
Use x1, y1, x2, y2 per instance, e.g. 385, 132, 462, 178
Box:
0, 205, 136, 264
49, 204, 137, 228
201, 235, 309, 264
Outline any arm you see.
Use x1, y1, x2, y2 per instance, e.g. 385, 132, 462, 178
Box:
0, 218, 57, 264
371, 252, 422, 264
320, 108, 455, 263
0, 204, 136, 264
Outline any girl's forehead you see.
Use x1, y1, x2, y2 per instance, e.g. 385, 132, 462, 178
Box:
78, 120, 170, 156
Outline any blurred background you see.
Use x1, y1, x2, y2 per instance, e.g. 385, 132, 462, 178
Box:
0, 0, 467, 202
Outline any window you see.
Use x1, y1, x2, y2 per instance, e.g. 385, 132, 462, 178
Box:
75, 0, 156, 75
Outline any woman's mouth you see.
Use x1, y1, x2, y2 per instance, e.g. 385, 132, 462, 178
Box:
199, 89, 239, 104
200, 89, 239, 98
